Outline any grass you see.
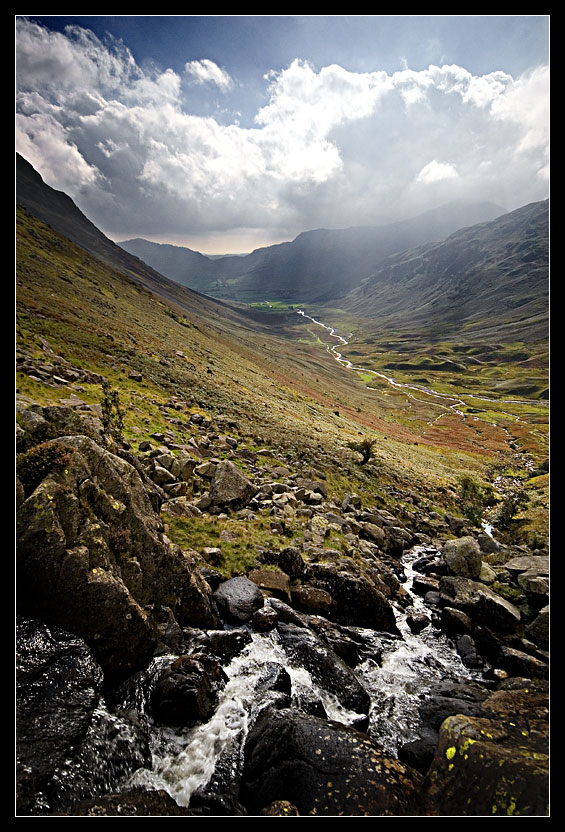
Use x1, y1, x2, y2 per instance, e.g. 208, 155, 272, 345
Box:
16, 205, 549, 548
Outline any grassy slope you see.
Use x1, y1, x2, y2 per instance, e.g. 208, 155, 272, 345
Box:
16, 205, 548, 546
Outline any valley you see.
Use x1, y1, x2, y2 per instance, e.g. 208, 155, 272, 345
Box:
16, 156, 549, 816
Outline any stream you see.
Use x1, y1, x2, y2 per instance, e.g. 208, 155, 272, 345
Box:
101, 545, 483, 810
296, 309, 548, 425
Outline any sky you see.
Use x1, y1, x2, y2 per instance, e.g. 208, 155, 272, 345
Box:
16, 15, 550, 254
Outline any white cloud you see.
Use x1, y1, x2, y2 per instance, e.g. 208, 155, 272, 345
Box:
415, 160, 459, 185
184, 59, 233, 92
16, 18, 550, 246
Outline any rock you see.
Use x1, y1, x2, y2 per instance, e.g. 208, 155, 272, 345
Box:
213, 576, 264, 623
260, 546, 306, 579
248, 568, 292, 602
478, 533, 499, 554
439, 576, 521, 634
260, 800, 300, 816
406, 610, 430, 634
277, 622, 370, 714
525, 605, 549, 648
193, 629, 253, 664
291, 586, 333, 616
423, 687, 548, 816
209, 460, 258, 510
442, 536, 482, 579
240, 708, 424, 816
252, 605, 278, 632
305, 563, 399, 633
150, 654, 227, 726
16, 617, 103, 814
16, 434, 218, 682
70, 788, 194, 816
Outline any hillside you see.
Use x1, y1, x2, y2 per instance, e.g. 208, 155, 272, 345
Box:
120, 201, 507, 303
16, 157, 549, 818
342, 200, 549, 344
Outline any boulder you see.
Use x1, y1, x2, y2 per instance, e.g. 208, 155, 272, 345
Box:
442, 536, 482, 579
150, 654, 227, 726
276, 622, 370, 714
241, 708, 424, 816
213, 576, 264, 623
305, 563, 399, 633
439, 576, 521, 634
209, 460, 258, 510
423, 687, 548, 816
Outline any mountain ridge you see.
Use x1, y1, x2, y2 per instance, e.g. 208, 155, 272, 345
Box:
119, 200, 508, 303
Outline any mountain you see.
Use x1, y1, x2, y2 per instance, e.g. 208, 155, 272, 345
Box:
15, 153, 272, 331
120, 200, 507, 303
341, 200, 549, 343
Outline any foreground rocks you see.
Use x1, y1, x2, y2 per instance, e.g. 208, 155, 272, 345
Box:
16, 433, 219, 682
16, 400, 549, 816
241, 708, 424, 816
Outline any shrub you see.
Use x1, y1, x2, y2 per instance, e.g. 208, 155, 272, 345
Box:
17, 440, 73, 497
457, 474, 495, 527
348, 436, 376, 465
101, 380, 125, 444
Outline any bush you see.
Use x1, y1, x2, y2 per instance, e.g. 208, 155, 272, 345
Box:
348, 437, 376, 465
457, 474, 495, 527
17, 440, 73, 497
101, 380, 125, 444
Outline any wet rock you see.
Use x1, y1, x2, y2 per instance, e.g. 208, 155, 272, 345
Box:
150, 654, 227, 726
423, 687, 548, 816
439, 575, 521, 634
192, 629, 253, 664
16, 617, 104, 815
305, 563, 399, 633
260, 800, 300, 816
214, 576, 264, 623
277, 622, 370, 714
241, 708, 424, 816
252, 605, 278, 632
70, 788, 194, 816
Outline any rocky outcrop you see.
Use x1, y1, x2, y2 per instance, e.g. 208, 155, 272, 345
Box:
16, 434, 219, 682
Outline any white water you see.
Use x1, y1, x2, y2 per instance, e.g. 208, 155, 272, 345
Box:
123, 547, 478, 808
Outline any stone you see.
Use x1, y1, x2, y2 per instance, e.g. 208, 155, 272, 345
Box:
442, 536, 482, 579
209, 460, 258, 510
241, 708, 423, 816
423, 688, 548, 816
213, 576, 264, 623
439, 575, 521, 634
150, 654, 227, 726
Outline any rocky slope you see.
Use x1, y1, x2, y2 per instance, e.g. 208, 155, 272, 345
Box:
16, 394, 549, 816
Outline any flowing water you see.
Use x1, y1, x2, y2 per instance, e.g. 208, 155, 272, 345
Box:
108, 545, 481, 809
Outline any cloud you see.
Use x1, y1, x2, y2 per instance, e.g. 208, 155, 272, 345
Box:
16, 18, 549, 247
416, 160, 459, 185
184, 59, 233, 92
